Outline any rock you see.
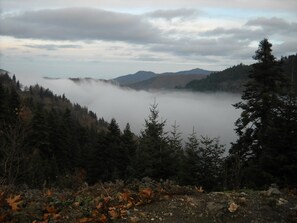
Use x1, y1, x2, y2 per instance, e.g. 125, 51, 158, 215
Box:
206, 202, 225, 215
267, 187, 282, 196
238, 197, 247, 205
276, 198, 288, 206
130, 216, 140, 223
210, 192, 225, 196
240, 192, 248, 196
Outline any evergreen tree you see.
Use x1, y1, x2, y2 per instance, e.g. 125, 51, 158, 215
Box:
106, 118, 124, 179
87, 131, 109, 183
25, 104, 50, 186
0, 83, 8, 125
198, 136, 225, 190
230, 39, 296, 188
181, 128, 200, 185
168, 122, 184, 182
182, 129, 225, 189
58, 108, 81, 171
136, 102, 173, 179
121, 123, 137, 179
46, 109, 64, 176
262, 60, 297, 186
7, 87, 21, 124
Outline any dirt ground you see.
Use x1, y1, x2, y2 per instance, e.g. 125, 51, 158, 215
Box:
1, 180, 297, 223
121, 190, 297, 223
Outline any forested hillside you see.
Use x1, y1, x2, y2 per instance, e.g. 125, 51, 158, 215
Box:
186, 55, 297, 92
127, 74, 205, 90
0, 71, 109, 187
0, 71, 226, 190
185, 64, 251, 92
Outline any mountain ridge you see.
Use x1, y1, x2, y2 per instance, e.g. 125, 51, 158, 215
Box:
113, 70, 158, 86
112, 67, 213, 90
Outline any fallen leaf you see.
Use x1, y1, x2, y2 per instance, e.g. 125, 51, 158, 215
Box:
139, 188, 153, 199
126, 201, 134, 209
120, 209, 127, 217
135, 200, 144, 206
45, 189, 53, 197
195, 186, 204, 193
78, 217, 93, 223
108, 207, 119, 219
96, 202, 103, 210
228, 202, 239, 213
6, 194, 22, 211
46, 204, 57, 214
99, 214, 108, 223
119, 191, 131, 202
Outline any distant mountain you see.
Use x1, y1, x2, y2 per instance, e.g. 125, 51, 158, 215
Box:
162, 68, 213, 76
128, 74, 206, 90
113, 71, 158, 86
113, 68, 212, 89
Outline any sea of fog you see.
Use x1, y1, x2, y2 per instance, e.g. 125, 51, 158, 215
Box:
17, 74, 241, 148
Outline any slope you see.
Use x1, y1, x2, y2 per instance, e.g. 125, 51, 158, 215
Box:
185, 55, 297, 93
113, 71, 158, 85
128, 74, 206, 90
185, 64, 251, 92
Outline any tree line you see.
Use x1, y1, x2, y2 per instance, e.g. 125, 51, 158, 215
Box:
0, 72, 226, 190
0, 39, 296, 190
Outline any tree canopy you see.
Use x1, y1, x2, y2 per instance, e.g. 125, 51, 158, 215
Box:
229, 39, 297, 188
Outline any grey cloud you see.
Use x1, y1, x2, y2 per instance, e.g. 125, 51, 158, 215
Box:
146, 8, 203, 20
274, 40, 297, 56
0, 7, 163, 43
201, 27, 262, 40
245, 17, 297, 36
173, 17, 297, 60
134, 54, 165, 62
150, 37, 251, 59
200, 17, 297, 41
24, 44, 82, 51
2, 0, 297, 12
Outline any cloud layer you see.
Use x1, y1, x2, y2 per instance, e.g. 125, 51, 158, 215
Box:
1, 1, 296, 78
1, 8, 296, 61
16, 74, 240, 148
1, 0, 297, 12
0, 8, 162, 44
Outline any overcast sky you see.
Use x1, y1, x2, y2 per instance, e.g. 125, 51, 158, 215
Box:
0, 0, 296, 79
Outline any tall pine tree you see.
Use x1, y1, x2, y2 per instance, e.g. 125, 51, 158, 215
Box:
230, 39, 296, 188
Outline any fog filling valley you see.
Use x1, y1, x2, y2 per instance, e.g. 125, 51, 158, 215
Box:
18, 75, 241, 148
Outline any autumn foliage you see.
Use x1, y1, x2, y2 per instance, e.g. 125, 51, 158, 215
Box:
0, 179, 200, 223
